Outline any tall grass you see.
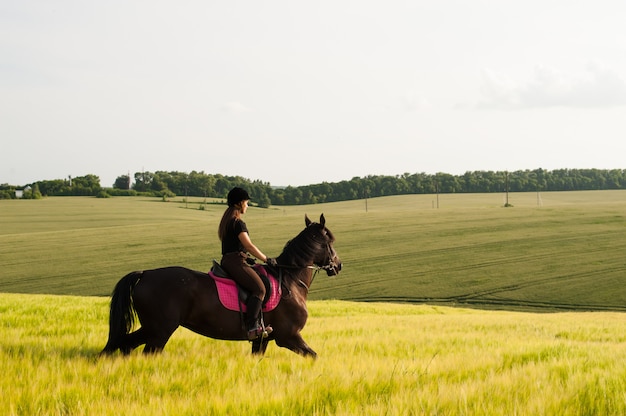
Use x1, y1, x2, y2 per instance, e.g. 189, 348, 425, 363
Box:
1, 293, 625, 415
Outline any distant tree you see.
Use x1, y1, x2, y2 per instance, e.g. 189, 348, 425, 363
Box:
70, 174, 102, 196
114, 175, 131, 190
133, 171, 154, 192
23, 184, 42, 199
37, 179, 67, 196
256, 191, 272, 208
0, 184, 16, 199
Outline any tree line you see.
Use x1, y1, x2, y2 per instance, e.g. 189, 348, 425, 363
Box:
1, 174, 103, 200
275, 168, 626, 205
2, 168, 625, 205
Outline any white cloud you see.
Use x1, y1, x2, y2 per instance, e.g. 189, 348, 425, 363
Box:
402, 94, 432, 111
478, 62, 626, 109
220, 101, 252, 113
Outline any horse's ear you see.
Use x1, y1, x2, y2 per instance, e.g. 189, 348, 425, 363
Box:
305, 214, 312, 227
320, 213, 325, 226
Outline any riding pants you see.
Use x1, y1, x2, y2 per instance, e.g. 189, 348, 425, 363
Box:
220, 252, 266, 301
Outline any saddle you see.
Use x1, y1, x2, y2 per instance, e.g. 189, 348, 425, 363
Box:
209, 260, 281, 313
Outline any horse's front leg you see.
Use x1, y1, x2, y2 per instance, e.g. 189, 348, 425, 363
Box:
275, 333, 317, 358
251, 337, 270, 355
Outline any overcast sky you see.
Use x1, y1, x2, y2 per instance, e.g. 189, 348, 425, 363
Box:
2, 1, 626, 187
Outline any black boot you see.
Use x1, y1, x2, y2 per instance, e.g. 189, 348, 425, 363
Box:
245, 296, 272, 340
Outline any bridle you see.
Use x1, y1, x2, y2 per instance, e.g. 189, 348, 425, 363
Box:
274, 240, 339, 294
275, 241, 337, 271
319, 242, 340, 274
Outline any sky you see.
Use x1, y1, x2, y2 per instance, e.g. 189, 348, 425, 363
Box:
2, 1, 626, 188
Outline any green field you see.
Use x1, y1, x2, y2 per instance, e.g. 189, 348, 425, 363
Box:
2, 192, 625, 414
1, 191, 625, 310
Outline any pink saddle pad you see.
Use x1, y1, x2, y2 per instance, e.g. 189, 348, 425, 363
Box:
208, 265, 281, 312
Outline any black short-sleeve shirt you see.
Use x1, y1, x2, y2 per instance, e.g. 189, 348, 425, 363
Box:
221, 218, 249, 254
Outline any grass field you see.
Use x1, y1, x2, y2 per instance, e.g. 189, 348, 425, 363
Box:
1, 192, 625, 414
1, 293, 625, 415
1, 191, 625, 311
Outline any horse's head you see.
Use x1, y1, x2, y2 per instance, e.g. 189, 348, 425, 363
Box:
303, 214, 342, 276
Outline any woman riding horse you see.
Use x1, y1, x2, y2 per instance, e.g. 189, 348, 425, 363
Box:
218, 187, 277, 340
100, 213, 341, 357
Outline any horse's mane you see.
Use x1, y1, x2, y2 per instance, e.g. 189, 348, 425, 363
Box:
278, 222, 334, 267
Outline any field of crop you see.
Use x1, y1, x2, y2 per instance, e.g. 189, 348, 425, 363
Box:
1, 192, 625, 414
1, 293, 625, 415
1, 191, 625, 310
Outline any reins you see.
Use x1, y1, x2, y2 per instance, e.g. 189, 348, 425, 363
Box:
272, 263, 321, 295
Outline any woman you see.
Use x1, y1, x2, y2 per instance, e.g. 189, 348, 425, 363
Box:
218, 187, 276, 340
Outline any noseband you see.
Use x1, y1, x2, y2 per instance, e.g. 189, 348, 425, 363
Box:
319, 242, 339, 273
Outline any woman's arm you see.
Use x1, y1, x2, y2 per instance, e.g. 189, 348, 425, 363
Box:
238, 231, 267, 262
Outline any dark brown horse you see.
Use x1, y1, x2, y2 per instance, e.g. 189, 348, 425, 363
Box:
100, 214, 341, 358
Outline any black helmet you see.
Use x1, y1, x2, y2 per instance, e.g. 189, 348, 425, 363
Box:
227, 187, 250, 207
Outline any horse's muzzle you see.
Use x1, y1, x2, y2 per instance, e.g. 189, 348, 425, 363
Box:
326, 260, 342, 276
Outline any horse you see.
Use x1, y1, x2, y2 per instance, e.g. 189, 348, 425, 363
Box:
100, 214, 341, 358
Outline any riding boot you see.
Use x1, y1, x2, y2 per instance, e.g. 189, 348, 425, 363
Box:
245, 296, 272, 340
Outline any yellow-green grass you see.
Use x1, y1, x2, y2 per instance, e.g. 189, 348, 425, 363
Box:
1, 293, 625, 415
1, 191, 626, 311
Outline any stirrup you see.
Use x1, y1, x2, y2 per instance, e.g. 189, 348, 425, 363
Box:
247, 324, 273, 340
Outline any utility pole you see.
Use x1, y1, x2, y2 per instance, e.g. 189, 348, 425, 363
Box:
506, 171, 509, 206
504, 171, 512, 207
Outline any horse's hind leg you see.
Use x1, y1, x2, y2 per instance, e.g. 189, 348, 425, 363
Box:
142, 322, 179, 354
122, 328, 148, 354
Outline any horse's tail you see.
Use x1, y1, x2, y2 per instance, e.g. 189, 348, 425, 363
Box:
100, 271, 142, 355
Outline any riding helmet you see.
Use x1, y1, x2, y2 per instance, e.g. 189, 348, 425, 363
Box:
227, 187, 250, 207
